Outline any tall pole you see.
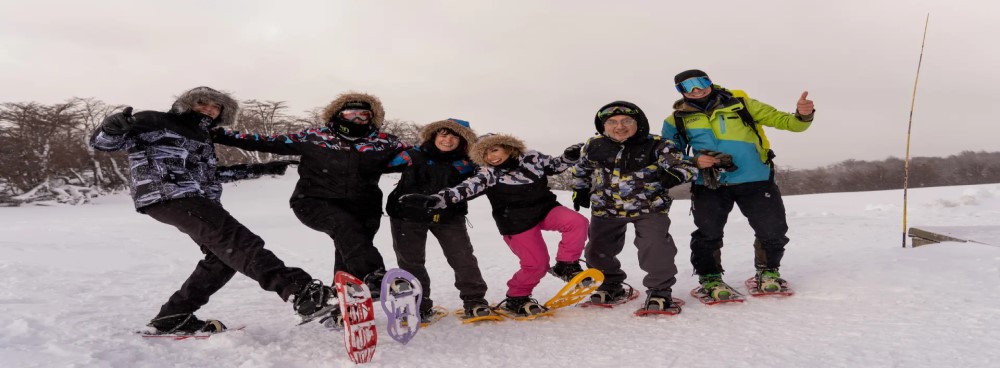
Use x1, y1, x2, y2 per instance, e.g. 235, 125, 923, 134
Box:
903, 14, 930, 248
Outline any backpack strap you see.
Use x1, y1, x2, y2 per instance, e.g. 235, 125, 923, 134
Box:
670, 111, 692, 157
733, 97, 777, 180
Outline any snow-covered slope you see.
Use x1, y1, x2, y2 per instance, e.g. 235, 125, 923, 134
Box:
2, 174, 998, 367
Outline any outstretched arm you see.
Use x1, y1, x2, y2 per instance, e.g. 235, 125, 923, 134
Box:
213, 128, 307, 156
439, 167, 497, 205
383, 150, 413, 174
216, 160, 296, 183
746, 95, 813, 132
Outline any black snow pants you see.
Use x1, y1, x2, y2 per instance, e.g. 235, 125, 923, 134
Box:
389, 216, 488, 310
291, 197, 386, 281
143, 197, 313, 318
689, 180, 790, 275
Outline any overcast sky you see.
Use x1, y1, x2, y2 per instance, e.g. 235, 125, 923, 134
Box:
2, 0, 995, 169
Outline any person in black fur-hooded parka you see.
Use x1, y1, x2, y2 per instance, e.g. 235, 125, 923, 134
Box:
214, 91, 408, 303
385, 118, 494, 321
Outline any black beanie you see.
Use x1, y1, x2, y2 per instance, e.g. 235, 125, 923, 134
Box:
674, 69, 710, 84
339, 101, 372, 112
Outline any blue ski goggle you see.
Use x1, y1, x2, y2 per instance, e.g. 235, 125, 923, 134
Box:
675, 76, 713, 93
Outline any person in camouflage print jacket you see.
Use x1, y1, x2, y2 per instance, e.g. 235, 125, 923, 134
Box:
570, 100, 697, 311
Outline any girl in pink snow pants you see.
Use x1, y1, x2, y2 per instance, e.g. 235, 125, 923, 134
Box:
399, 133, 589, 317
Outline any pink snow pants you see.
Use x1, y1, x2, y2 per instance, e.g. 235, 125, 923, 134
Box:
502, 206, 588, 297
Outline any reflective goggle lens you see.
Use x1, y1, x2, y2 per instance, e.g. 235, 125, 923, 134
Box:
339, 109, 372, 121
598, 106, 639, 120
675, 76, 713, 93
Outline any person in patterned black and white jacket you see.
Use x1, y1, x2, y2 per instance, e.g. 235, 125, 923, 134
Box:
399, 133, 588, 318
90, 86, 335, 335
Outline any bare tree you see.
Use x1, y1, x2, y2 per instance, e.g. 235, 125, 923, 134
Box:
381, 118, 422, 146
216, 100, 302, 165
0, 101, 96, 204
72, 98, 129, 192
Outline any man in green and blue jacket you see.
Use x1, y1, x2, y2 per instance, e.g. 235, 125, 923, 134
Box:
661, 69, 815, 300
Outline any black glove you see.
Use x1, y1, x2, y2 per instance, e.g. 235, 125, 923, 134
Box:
661, 169, 686, 189
399, 193, 446, 211
210, 127, 226, 139
562, 143, 584, 162
252, 160, 299, 176
572, 188, 590, 211
698, 149, 738, 172
100, 106, 134, 135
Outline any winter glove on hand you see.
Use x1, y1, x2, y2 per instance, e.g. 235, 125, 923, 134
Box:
571, 188, 590, 211
100, 107, 134, 135
700, 168, 721, 190
399, 193, 447, 211
714, 153, 738, 172
562, 143, 584, 162
210, 127, 226, 139
698, 149, 738, 172
661, 169, 686, 189
253, 160, 298, 176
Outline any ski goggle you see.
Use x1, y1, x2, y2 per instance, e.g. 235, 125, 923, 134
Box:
339, 109, 372, 121
675, 76, 713, 93
597, 105, 639, 120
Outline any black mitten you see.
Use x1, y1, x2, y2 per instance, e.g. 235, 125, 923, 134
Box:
562, 143, 584, 162
253, 160, 299, 176
572, 188, 590, 211
661, 169, 686, 189
101, 106, 134, 135
399, 193, 446, 210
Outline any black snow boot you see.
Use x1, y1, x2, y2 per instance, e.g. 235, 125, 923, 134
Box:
148, 313, 227, 334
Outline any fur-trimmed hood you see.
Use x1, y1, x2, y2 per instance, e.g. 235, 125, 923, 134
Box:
469, 133, 526, 167
320, 92, 385, 128
169, 86, 239, 126
419, 119, 477, 150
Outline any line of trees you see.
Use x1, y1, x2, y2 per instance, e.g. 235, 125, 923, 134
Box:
2, 97, 998, 206
0, 98, 421, 206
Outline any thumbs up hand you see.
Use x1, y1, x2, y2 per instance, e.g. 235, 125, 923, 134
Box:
796, 91, 814, 116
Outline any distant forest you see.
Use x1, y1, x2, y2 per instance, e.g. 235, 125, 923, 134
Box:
2, 98, 998, 206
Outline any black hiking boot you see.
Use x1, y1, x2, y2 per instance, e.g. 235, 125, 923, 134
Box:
292, 279, 335, 321
642, 290, 675, 311
498, 296, 546, 316
548, 260, 585, 283
362, 268, 387, 301
589, 282, 627, 304
462, 298, 495, 318
148, 313, 227, 334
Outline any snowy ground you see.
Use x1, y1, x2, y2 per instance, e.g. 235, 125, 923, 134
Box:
2, 174, 999, 368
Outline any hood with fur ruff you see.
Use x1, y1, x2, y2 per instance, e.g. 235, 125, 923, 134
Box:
469, 133, 526, 167
320, 92, 385, 128
419, 119, 477, 151
169, 86, 239, 126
